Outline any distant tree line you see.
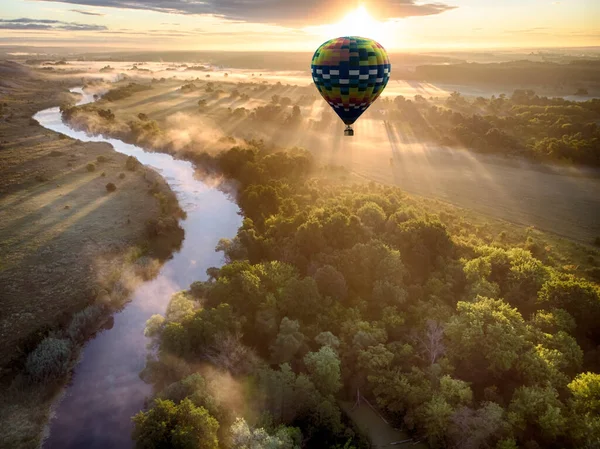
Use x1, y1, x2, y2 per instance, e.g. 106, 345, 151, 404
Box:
380, 90, 600, 166
412, 60, 600, 87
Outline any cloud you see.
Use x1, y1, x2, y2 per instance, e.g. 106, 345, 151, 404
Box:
33, 0, 456, 25
70, 9, 106, 16
0, 18, 107, 31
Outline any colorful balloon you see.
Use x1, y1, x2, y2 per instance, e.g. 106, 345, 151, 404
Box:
311, 36, 391, 136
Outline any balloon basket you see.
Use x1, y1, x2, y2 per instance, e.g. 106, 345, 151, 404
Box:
344, 126, 354, 137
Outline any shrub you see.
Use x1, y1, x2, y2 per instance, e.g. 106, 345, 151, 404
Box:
594, 237, 600, 247
26, 337, 72, 383
119, 172, 126, 179
86, 163, 96, 172
106, 182, 117, 192
101, 172, 106, 177
67, 305, 105, 342
125, 156, 140, 171
96, 155, 108, 163
35, 174, 48, 182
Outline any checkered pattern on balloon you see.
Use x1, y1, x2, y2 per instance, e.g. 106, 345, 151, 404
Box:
311, 36, 391, 135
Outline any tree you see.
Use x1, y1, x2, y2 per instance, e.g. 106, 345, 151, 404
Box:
448, 402, 511, 449
279, 277, 323, 322
229, 418, 302, 449
417, 395, 454, 448
166, 291, 196, 323
414, 320, 445, 365
538, 277, 600, 341
357, 201, 387, 229
567, 372, 600, 447
446, 297, 530, 378
304, 346, 342, 396
314, 265, 348, 301
315, 331, 340, 349
270, 317, 305, 364
387, 218, 452, 283
508, 385, 566, 442
132, 398, 219, 449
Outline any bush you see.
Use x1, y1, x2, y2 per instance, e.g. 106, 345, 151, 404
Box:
96, 155, 108, 163
86, 163, 96, 172
594, 237, 600, 247
106, 182, 117, 192
26, 337, 72, 383
125, 156, 140, 171
67, 305, 105, 342
119, 172, 126, 179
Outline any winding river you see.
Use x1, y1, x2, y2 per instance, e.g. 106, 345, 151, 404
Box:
33, 88, 242, 449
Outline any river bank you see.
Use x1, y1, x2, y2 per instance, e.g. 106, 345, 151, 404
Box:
0, 63, 185, 449
28, 86, 241, 449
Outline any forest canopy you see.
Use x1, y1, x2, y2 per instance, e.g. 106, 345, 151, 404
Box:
136, 142, 600, 449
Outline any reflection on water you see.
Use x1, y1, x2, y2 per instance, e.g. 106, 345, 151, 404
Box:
34, 88, 242, 449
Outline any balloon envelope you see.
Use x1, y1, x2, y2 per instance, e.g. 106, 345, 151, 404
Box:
311, 36, 391, 126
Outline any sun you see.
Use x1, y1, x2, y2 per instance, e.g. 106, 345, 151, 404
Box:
322, 6, 394, 47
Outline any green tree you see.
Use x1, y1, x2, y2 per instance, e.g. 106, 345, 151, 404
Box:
538, 277, 600, 341
132, 398, 219, 449
304, 346, 342, 396
229, 418, 302, 448
357, 201, 387, 229
315, 331, 340, 349
446, 297, 530, 378
568, 372, 600, 447
417, 395, 454, 448
270, 317, 305, 364
313, 265, 348, 301
508, 385, 566, 442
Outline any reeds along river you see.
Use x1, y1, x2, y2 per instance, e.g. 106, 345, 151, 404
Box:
34, 88, 242, 449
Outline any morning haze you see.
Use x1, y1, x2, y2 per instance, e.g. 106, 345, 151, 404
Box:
0, 1, 599, 449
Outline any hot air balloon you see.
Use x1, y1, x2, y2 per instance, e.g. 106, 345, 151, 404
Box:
311, 36, 391, 136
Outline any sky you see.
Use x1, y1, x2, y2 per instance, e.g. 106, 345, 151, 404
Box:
0, 0, 599, 51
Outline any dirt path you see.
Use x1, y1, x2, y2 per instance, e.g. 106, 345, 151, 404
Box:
341, 401, 428, 448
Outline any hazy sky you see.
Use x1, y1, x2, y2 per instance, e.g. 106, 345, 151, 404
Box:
0, 0, 599, 51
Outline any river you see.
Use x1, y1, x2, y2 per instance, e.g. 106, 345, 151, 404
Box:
33, 88, 242, 448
